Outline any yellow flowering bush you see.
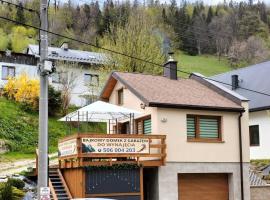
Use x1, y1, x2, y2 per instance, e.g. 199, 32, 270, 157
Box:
4, 74, 40, 110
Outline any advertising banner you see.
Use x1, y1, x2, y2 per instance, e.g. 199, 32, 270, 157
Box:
58, 138, 77, 157
81, 137, 150, 154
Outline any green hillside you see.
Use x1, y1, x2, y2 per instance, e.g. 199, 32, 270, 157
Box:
0, 97, 67, 155
0, 97, 106, 159
175, 52, 234, 78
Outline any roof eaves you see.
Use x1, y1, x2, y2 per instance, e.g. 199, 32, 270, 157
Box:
148, 102, 244, 112
191, 73, 248, 105
99, 71, 115, 101
250, 106, 270, 112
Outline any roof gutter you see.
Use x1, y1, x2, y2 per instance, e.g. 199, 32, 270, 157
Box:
148, 102, 244, 112
238, 110, 245, 200
250, 106, 270, 112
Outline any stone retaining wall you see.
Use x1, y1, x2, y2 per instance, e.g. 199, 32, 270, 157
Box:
251, 186, 270, 200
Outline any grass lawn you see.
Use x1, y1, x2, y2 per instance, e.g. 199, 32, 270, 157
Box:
175, 51, 233, 78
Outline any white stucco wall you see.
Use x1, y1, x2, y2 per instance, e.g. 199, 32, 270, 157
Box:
51, 67, 99, 107
250, 110, 270, 159
0, 62, 100, 107
108, 80, 250, 163
0, 62, 38, 88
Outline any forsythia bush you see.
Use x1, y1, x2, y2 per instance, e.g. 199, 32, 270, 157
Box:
4, 74, 39, 110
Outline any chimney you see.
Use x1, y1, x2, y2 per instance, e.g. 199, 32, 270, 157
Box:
60, 42, 69, 51
164, 52, 178, 80
231, 74, 239, 90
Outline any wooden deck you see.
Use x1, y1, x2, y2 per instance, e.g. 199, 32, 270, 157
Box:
58, 133, 166, 168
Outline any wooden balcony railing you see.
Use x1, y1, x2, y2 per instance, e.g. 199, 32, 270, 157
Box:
58, 133, 166, 168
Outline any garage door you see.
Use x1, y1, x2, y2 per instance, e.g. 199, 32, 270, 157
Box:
178, 173, 229, 200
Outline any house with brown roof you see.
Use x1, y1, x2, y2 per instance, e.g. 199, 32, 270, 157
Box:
98, 58, 251, 200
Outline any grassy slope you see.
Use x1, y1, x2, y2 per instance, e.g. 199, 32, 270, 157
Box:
175, 51, 233, 77
0, 97, 106, 159
0, 97, 68, 156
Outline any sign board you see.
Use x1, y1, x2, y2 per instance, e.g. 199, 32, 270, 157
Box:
82, 138, 150, 154
40, 187, 50, 200
58, 138, 77, 157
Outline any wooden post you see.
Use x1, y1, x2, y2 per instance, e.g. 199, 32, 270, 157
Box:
140, 167, 144, 200
161, 137, 166, 165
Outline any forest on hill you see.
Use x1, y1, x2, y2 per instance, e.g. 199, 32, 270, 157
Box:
0, 0, 270, 70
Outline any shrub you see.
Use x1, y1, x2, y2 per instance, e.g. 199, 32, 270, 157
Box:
12, 187, 25, 200
4, 74, 62, 115
8, 178, 25, 190
0, 182, 13, 200
3, 74, 39, 111
48, 85, 62, 117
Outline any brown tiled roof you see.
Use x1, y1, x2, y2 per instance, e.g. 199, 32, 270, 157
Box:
102, 72, 244, 111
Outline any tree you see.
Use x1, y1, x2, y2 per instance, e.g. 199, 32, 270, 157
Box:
209, 14, 233, 59
10, 26, 36, 53
101, 9, 165, 74
0, 29, 9, 51
54, 61, 81, 115
238, 11, 269, 40
15, 2, 26, 24
228, 36, 269, 67
192, 16, 208, 55
206, 6, 214, 24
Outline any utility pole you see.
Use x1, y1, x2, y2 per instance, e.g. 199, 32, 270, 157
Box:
38, 0, 49, 198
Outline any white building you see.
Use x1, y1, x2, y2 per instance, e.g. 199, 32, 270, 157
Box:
0, 44, 106, 107
212, 61, 270, 160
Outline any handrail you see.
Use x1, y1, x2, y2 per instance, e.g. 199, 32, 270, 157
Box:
57, 169, 73, 199
59, 133, 166, 142
49, 179, 58, 200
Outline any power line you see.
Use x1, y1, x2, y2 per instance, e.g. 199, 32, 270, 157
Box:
0, 15, 270, 98
0, 0, 229, 49
0, 0, 39, 14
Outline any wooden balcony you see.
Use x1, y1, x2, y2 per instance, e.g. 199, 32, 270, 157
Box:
58, 133, 166, 168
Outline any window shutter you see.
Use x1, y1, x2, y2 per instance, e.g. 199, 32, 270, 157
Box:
199, 118, 219, 139
143, 119, 151, 134
187, 117, 196, 138
137, 121, 143, 134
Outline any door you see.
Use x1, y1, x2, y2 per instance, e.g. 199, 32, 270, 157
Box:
178, 173, 229, 200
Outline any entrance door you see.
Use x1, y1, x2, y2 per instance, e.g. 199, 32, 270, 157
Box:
178, 173, 229, 200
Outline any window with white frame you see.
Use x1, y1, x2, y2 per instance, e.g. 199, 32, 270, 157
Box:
84, 74, 99, 86
2, 66, 15, 80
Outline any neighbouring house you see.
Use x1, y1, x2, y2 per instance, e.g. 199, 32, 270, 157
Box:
55, 57, 250, 200
212, 61, 270, 160
0, 44, 106, 106
27, 43, 106, 106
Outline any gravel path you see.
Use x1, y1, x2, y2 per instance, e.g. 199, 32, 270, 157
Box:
0, 153, 58, 177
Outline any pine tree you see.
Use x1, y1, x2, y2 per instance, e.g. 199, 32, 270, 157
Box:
162, 8, 167, 23
206, 6, 213, 24
16, 2, 26, 24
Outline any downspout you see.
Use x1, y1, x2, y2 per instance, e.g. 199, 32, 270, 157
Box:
238, 111, 244, 200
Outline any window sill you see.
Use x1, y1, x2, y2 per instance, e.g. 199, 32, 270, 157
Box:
187, 138, 224, 143
250, 144, 260, 147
